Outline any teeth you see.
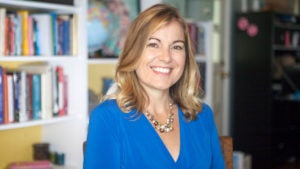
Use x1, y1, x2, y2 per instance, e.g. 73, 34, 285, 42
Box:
152, 67, 171, 73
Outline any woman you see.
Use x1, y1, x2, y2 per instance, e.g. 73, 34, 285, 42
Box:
84, 3, 225, 169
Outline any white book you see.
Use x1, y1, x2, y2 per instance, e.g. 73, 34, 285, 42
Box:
31, 14, 52, 56
19, 63, 53, 119
0, 8, 6, 56
19, 71, 28, 122
7, 74, 14, 123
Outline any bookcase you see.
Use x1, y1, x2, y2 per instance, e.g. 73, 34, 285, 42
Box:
233, 11, 300, 169
0, 0, 87, 169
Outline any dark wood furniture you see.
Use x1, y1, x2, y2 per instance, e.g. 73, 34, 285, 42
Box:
233, 11, 300, 169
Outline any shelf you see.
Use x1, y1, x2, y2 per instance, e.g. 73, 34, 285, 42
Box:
0, 56, 79, 62
0, 0, 78, 12
274, 22, 300, 30
88, 58, 118, 64
0, 115, 76, 131
273, 45, 300, 51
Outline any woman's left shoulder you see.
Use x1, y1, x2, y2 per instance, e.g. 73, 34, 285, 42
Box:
198, 103, 214, 118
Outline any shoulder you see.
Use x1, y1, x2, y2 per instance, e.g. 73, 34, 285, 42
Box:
198, 103, 214, 118
89, 99, 121, 122
196, 103, 215, 128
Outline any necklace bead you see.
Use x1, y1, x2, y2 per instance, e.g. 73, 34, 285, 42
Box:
145, 103, 175, 133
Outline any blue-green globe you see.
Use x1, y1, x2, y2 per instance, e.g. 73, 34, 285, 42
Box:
87, 1, 111, 53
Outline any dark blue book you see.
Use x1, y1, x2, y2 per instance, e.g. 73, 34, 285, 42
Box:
62, 18, 70, 55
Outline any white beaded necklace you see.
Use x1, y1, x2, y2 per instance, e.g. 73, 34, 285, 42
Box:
145, 103, 175, 133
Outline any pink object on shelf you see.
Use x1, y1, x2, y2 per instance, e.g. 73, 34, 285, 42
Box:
237, 17, 249, 31
9, 160, 52, 169
247, 24, 258, 37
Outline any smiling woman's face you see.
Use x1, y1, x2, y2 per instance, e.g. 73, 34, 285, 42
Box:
135, 20, 186, 93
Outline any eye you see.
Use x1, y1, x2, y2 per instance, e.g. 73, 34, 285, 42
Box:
171, 44, 184, 50
147, 42, 159, 48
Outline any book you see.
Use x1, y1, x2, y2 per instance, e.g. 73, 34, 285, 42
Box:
29, 0, 74, 5
0, 8, 6, 56
12, 71, 22, 122
19, 71, 28, 122
70, 14, 77, 55
26, 74, 33, 119
9, 160, 52, 169
31, 14, 52, 56
18, 10, 30, 56
56, 66, 64, 116
2, 68, 9, 123
0, 66, 3, 123
32, 74, 41, 120
51, 12, 58, 55
7, 73, 14, 123
63, 75, 68, 115
19, 63, 53, 119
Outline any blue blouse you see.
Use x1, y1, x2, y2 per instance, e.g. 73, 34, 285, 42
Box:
84, 99, 225, 169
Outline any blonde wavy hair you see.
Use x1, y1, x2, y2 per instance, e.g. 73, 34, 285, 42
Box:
104, 3, 203, 120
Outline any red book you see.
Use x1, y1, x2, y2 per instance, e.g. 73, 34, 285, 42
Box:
56, 66, 64, 116
10, 160, 52, 169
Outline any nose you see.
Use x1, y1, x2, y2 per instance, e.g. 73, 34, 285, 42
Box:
159, 47, 172, 62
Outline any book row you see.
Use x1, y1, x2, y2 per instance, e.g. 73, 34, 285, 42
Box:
0, 63, 68, 124
275, 28, 300, 48
187, 22, 206, 55
0, 8, 77, 56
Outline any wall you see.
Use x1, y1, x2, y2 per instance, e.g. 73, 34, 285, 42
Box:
0, 126, 41, 169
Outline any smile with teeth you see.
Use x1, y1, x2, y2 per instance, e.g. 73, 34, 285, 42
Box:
152, 67, 171, 73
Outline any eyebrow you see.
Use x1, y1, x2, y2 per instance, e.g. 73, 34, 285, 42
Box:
149, 37, 185, 44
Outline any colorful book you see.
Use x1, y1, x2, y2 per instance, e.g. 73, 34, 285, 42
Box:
31, 14, 52, 56
18, 10, 30, 56
32, 74, 41, 120
19, 63, 53, 119
51, 12, 57, 55
56, 66, 64, 116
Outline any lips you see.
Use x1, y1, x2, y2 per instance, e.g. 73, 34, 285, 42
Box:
151, 67, 171, 73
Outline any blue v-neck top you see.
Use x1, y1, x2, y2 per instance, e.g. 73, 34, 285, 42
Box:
84, 99, 225, 169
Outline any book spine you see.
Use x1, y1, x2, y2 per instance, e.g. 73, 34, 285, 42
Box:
18, 10, 30, 56
63, 75, 68, 115
56, 66, 64, 116
7, 73, 14, 123
0, 8, 6, 56
26, 74, 33, 120
0, 67, 3, 123
3, 68, 9, 123
8, 14, 16, 56
10, 160, 52, 169
13, 72, 21, 122
51, 12, 57, 55
15, 14, 22, 56
19, 71, 27, 122
32, 74, 41, 120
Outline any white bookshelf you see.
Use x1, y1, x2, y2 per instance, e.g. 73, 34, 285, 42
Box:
196, 21, 214, 108
0, 0, 87, 168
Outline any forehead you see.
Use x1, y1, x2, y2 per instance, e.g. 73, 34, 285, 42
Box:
150, 20, 184, 40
